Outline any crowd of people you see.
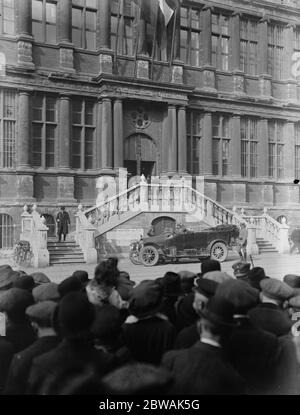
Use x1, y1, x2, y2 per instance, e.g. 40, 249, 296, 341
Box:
0, 257, 300, 395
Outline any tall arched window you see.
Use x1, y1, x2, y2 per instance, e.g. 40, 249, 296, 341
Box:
0, 214, 14, 249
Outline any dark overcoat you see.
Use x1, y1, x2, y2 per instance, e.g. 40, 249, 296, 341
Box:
0, 338, 14, 393
162, 341, 245, 395
26, 338, 115, 395
6, 319, 36, 353
223, 316, 295, 394
173, 323, 199, 350
4, 336, 60, 395
122, 316, 176, 365
56, 211, 71, 235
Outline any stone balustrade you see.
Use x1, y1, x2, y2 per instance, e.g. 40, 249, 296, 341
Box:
20, 204, 49, 267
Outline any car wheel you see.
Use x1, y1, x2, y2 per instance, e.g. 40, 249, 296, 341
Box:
210, 242, 228, 262
129, 251, 141, 265
139, 245, 159, 266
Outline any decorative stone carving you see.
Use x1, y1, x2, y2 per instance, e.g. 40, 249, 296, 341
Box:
17, 41, 34, 67
60, 47, 74, 70
202, 69, 216, 91
130, 106, 151, 130
233, 73, 245, 95
171, 64, 183, 84
136, 59, 149, 79
99, 53, 113, 74
286, 81, 297, 103
259, 75, 272, 98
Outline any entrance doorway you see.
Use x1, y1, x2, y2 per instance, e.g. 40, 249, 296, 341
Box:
151, 216, 176, 235
124, 134, 157, 179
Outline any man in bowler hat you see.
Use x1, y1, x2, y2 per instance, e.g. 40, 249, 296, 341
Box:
56, 206, 71, 242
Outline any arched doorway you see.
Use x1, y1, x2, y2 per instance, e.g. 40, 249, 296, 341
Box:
0, 214, 14, 249
42, 214, 56, 237
151, 216, 176, 235
124, 134, 157, 179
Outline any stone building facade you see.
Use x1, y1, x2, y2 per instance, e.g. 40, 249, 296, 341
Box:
0, 0, 300, 248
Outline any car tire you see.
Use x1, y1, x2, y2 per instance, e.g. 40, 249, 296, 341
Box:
129, 251, 141, 265
210, 242, 228, 262
139, 245, 160, 267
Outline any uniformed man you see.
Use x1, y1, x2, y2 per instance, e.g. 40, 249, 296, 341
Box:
237, 222, 248, 261
56, 206, 71, 242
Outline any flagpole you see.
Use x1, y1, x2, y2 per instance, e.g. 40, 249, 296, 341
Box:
150, 2, 159, 80
133, 0, 142, 78
114, 0, 122, 74
169, 7, 177, 70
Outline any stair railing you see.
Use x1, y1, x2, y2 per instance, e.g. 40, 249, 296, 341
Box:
20, 204, 49, 268
75, 204, 97, 263
237, 208, 290, 253
84, 177, 243, 234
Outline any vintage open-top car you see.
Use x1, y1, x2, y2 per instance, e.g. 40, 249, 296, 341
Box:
129, 224, 240, 266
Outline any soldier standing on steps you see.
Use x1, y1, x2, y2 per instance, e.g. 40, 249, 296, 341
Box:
237, 222, 248, 261
56, 206, 71, 242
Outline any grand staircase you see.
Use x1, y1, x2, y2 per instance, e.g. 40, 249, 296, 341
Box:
256, 237, 278, 253
47, 239, 85, 266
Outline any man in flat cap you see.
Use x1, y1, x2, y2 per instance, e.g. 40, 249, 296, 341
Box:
4, 301, 60, 395
248, 278, 294, 337
174, 277, 218, 350
162, 297, 245, 395
216, 279, 296, 394
123, 280, 176, 365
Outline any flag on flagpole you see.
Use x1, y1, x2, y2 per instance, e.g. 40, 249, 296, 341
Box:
133, 0, 180, 26
158, 0, 174, 25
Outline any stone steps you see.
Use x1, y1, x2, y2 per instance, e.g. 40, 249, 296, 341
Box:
256, 238, 278, 253
47, 241, 85, 265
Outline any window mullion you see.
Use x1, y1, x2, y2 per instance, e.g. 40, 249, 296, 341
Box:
81, 100, 85, 170
42, 96, 46, 169
83, 6, 86, 49
43, 0, 46, 43
0, 92, 2, 168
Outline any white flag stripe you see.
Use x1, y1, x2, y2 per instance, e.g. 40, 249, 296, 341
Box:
158, 0, 174, 25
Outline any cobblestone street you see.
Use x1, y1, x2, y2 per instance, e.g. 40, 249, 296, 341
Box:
4, 251, 300, 285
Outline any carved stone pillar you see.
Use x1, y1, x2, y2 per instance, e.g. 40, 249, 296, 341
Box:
16, 0, 34, 68
231, 115, 241, 177
258, 118, 269, 179
113, 99, 123, 168
284, 24, 297, 103
178, 106, 187, 174
258, 17, 272, 99
203, 112, 213, 175
18, 91, 31, 169
167, 105, 178, 175
99, 0, 113, 74
59, 95, 71, 169
100, 98, 113, 172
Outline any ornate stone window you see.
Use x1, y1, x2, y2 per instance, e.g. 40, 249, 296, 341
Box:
0, 0, 15, 35
32, 0, 57, 44
0, 89, 16, 169
0, 214, 14, 249
241, 117, 258, 178
131, 107, 151, 130
71, 98, 95, 169
72, 0, 97, 50
32, 93, 57, 168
